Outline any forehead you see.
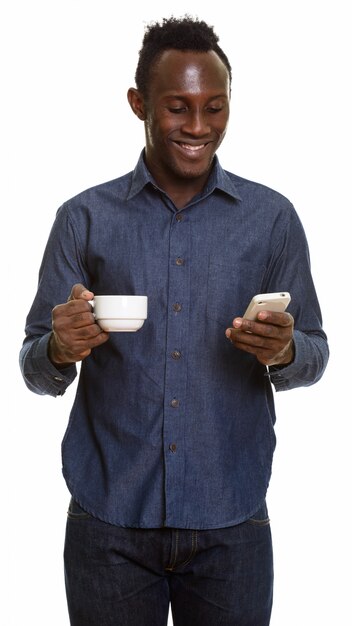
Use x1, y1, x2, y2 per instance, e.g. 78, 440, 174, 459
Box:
149, 49, 230, 96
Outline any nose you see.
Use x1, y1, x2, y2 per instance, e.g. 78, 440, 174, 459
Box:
181, 109, 210, 136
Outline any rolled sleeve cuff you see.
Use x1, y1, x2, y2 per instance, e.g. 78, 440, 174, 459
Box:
268, 330, 326, 391
21, 333, 77, 396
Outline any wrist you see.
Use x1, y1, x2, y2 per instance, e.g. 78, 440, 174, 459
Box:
276, 339, 295, 367
48, 333, 73, 368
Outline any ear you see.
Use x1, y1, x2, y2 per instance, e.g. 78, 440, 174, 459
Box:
127, 88, 146, 120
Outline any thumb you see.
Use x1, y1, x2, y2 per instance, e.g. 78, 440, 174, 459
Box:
67, 283, 94, 302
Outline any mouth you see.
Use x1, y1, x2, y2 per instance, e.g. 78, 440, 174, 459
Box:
173, 140, 210, 158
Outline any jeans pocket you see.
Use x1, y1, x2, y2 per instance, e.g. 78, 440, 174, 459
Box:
247, 501, 270, 526
67, 497, 92, 520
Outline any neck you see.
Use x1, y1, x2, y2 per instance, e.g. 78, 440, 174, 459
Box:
145, 161, 213, 209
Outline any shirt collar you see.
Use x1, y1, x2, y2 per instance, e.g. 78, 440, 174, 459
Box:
127, 150, 242, 203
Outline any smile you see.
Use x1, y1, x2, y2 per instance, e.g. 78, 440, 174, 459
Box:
173, 141, 211, 158
177, 142, 206, 151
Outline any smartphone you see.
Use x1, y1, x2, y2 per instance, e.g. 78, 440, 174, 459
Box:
243, 292, 291, 321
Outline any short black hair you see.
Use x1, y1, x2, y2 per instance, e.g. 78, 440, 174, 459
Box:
135, 15, 232, 98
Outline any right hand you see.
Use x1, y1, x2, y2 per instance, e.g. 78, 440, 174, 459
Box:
49, 284, 109, 366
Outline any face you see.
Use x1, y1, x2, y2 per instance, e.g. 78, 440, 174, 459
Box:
128, 49, 230, 190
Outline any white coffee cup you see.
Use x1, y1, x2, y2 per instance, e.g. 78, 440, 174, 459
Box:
92, 295, 148, 332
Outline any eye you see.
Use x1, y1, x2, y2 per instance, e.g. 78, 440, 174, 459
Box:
207, 107, 222, 114
169, 107, 187, 114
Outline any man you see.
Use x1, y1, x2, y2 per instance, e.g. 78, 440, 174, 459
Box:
20, 16, 329, 626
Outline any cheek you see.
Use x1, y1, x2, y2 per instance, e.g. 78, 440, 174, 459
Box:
215, 122, 228, 144
214, 110, 229, 133
145, 116, 171, 148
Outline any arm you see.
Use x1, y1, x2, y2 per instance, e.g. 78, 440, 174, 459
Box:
19, 204, 108, 396
225, 310, 328, 391
20, 284, 109, 397
225, 204, 329, 391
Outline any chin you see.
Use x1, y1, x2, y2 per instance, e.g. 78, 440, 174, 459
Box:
175, 159, 213, 181
180, 169, 206, 180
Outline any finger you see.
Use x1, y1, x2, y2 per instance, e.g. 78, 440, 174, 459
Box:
67, 283, 94, 302
226, 318, 281, 338
257, 310, 294, 327
225, 323, 292, 355
52, 298, 93, 320
51, 326, 109, 364
68, 310, 96, 329
53, 310, 96, 333
64, 329, 109, 358
228, 311, 293, 336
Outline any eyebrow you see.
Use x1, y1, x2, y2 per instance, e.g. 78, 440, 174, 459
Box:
162, 93, 229, 102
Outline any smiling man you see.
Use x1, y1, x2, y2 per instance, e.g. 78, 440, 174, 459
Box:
128, 48, 230, 204
20, 16, 328, 626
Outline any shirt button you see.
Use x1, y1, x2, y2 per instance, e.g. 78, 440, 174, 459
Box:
169, 443, 177, 453
170, 399, 179, 408
173, 303, 182, 312
53, 376, 64, 382
171, 350, 181, 360
176, 213, 183, 222
175, 257, 184, 266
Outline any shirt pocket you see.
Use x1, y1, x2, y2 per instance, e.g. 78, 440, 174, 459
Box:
206, 259, 266, 327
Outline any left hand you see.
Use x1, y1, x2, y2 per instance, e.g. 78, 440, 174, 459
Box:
225, 310, 294, 367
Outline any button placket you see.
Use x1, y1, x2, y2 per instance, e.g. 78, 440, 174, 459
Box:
163, 212, 190, 524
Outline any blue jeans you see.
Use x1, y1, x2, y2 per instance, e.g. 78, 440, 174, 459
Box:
64, 499, 273, 626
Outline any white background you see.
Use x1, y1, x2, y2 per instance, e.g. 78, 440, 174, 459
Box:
1, 1, 350, 624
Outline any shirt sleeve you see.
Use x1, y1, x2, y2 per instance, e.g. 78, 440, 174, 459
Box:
19, 332, 77, 396
19, 202, 88, 396
268, 328, 329, 391
263, 203, 329, 391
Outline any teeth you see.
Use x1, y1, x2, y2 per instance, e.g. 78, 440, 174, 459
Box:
179, 143, 205, 151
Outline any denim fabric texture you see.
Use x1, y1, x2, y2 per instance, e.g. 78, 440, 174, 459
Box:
20, 152, 329, 529
64, 498, 273, 626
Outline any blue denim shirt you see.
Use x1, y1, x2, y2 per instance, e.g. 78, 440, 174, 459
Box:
20, 153, 328, 529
